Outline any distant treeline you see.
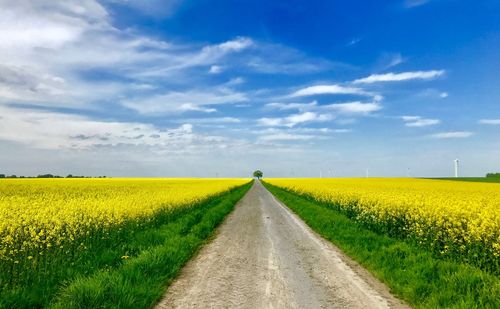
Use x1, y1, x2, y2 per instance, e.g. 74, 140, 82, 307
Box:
486, 173, 500, 178
0, 174, 107, 179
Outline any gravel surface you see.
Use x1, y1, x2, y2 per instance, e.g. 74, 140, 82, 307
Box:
156, 181, 408, 309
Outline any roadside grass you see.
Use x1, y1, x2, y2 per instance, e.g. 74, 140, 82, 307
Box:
263, 182, 499, 308
429, 177, 500, 183
0, 182, 252, 309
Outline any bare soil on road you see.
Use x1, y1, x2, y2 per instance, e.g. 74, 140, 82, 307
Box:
156, 181, 408, 309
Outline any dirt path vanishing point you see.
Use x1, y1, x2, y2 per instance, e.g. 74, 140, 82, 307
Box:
156, 181, 409, 309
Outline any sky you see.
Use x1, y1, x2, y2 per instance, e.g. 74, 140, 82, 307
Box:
0, 0, 499, 177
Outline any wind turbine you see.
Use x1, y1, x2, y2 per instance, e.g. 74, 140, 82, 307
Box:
454, 159, 459, 178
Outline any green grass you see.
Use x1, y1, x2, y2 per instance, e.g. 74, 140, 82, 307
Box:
0, 182, 252, 309
263, 181, 499, 308
429, 177, 500, 183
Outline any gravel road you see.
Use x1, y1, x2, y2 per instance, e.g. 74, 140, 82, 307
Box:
156, 181, 408, 309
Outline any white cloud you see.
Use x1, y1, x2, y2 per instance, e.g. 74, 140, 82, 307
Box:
0, 1, 120, 107
0, 2, 108, 50
244, 42, 345, 74
178, 103, 217, 113
214, 37, 254, 52
323, 102, 382, 114
295, 127, 332, 133
0, 1, 255, 111
386, 53, 405, 68
417, 89, 449, 99
0, 0, 340, 125
265, 100, 381, 116
353, 70, 445, 84
347, 37, 362, 46
209, 65, 223, 74
479, 119, 500, 125
265, 101, 318, 111
131, 83, 157, 91
290, 84, 373, 97
287, 112, 329, 124
258, 112, 333, 127
225, 77, 245, 85
429, 131, 474, 139
402, 116, 440, 127
377, 52, 405, 70
406, 119, 440, 127
0, 105, 252, 154
130, 37, 254, 78
259, 133, 315, 142
257, 118, 282, 126
0, 105, 190, 149
401, 116, 420, 121
332, 129, 352, 133
122, 89, 248, 114
253, 126, 338, 143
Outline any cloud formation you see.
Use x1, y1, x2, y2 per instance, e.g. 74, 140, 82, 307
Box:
290, 84, 374, 98
0, 1, 323, 116
258, 112, 332, 127
479, 119, 500, 125
353, 70, 445, 84
266, 100, 382, 116
376, 52, 405, 70
323, 102, 382, 114
258, 133, 316, 142
402, 116, 440, 127
0, 105, 251, 154
122, 88, 248, 114
265, 101, 319, 112
429, 131, 474, 139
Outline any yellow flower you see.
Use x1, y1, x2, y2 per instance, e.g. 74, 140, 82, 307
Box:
266, 178, 499, 269
0, 178, 250, 275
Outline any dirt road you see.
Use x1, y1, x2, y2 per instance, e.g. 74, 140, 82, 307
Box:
156, 181, 407, 309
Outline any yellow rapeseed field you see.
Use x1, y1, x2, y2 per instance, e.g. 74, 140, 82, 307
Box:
265, 178, 500, 271
0, 178, 249, 283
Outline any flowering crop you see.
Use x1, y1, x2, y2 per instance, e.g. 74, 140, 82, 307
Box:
265, 178, 500, 273
0, 178, 249, 287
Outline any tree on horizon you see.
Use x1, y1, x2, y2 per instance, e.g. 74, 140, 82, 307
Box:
253, 170, 263, 179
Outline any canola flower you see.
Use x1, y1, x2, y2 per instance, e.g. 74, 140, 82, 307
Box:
266, 178, 500, 272
0, 178, 249, 285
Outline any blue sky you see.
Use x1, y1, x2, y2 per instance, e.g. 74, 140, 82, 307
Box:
0, 0, 499, 177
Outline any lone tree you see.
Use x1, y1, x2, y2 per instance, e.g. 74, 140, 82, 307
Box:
253, 170, 263, 179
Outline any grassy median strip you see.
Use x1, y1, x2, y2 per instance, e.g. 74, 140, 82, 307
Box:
263, 181, 499, 308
